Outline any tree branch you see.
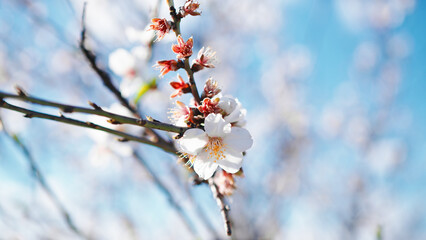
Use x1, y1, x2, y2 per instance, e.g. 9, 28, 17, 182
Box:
208, 178, 232, 236
167, 1, 201, 105
79, 2, 137, 115
0, 99, 177, 154
0, 90, 188, 135
78, 2, 175, 150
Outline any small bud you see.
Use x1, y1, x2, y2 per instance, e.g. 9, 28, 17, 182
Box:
88, 101, 102, 110
107, 119, 121, 124
15, 86, 28, 97
170, 74, 191, 98
154, 60, 180, 77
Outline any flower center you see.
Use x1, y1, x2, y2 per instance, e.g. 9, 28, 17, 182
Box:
206, 137, 226, 162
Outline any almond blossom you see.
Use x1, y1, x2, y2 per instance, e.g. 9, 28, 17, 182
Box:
192, 47, 217, 72
178, 113, 253, 179
169, 101, 192, 127
202, 78, 221, 98
218, 96, 247, 127
181, 0, 201, 17
148, 18, 172, 41
172, 36, 193, 59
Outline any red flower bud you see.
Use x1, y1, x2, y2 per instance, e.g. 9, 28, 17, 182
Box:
170, 75, 191, 98
172, 35, 193, 59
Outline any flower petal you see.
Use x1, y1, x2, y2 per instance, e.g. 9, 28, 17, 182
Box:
218, 148, 243, 173
193, 152, 219, 179
204, 113, 231, 137
223, 127, 253, 152
179, 129, 208, 155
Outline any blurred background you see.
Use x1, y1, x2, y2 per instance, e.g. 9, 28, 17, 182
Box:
0, 0, 425, 239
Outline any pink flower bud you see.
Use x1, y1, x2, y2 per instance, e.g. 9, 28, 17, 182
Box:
154, 60, 179, 77
170, 74, 191, 98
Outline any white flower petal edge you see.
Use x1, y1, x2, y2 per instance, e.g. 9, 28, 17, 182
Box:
193, 153, 219, 179
204, 113, 231, 137
223, 127, 253, 152
218, 96, 247, 126
179, 129, 208, 155
219, 148, 243, 173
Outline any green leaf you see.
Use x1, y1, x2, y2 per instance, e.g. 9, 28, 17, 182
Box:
12, 134, 21, 145
134, 77, 157, 104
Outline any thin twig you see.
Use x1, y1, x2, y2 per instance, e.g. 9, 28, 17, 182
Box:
0, 91, 188, 135
79, 2, 174, 148
79, 2, 137, 115
208, 178, 232, 236
132, 151, 198, 237
0, 117, 84, 238
0, 100, 177, 154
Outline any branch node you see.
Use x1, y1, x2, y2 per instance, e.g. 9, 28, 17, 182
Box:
24, 113, 33, 118
61, 106, 74, 113
85, 121, 95, 127
174, 133, 184, 139
107, 119, 121, 124
88, 101, 102, 110
15, 86, 28, 97
117, 138, 129, 142
136, 119, 146, 126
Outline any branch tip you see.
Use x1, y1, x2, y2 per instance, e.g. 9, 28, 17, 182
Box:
15, 86, 28, 97
88, 101, 102, 110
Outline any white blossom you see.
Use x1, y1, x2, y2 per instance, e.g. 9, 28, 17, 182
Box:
218, 96, 247, 127
178, 113, 253, 179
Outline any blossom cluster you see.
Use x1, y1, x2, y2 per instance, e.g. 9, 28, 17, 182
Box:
148, 0, 253, 193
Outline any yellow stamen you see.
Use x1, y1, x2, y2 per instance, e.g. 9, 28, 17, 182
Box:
205, 137, 226, 161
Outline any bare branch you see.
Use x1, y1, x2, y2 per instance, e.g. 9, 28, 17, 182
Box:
0, 90, 188, 134
79, 2, 137, 115
78, 2, 175, 151
0, 99, 177, 154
